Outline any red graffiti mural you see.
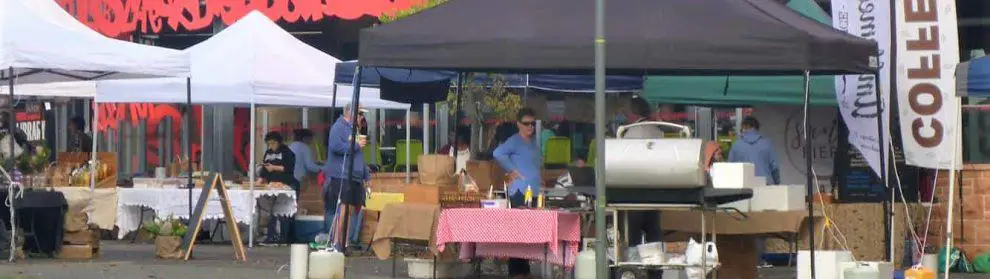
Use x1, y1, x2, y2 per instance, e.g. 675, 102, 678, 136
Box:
54, 0, 424, 37
97, 103, 202, 169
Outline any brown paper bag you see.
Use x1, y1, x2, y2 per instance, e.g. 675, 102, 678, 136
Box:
64, 210, 89, 233
155, 236, 184, 260
417, 155, 456, 185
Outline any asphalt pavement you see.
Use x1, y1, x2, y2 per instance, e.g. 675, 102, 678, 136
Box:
0, 242, 985, 279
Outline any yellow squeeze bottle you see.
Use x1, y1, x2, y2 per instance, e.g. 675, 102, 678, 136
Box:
525, 185, 533, 207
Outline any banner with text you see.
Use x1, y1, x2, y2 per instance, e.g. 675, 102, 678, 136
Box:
894, 0, 961, 169
831, 0, 891, 177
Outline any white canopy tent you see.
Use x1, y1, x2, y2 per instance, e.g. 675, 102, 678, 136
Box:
95, 11, 409, 247
0, 0, 190, 262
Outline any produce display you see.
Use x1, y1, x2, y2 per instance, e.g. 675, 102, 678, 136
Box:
47, 152, 117, 188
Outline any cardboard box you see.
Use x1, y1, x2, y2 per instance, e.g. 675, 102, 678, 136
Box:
465, 160, 505, 192
403, 184, 455, 205
751, 185, 806, 212
63, 229, 94, 245
58, 244, 95, 260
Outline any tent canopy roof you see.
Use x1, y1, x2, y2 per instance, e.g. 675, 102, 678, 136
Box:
0, 0, 189, 85
358, 0, 878, 75
96, 11, 406, 109
957, 56, 990, 98
643, 0, 839, 107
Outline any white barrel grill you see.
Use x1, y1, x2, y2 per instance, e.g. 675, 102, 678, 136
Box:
604, 121, 707, 188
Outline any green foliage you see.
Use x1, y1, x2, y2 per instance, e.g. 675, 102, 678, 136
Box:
379, 0, 448, 23
445, 73, 522, 122
142, 215, 189, 237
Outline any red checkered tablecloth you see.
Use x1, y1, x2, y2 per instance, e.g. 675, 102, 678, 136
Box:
435, 208, 581, 267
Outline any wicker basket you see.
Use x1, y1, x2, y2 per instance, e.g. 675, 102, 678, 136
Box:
439, 191, 484, 209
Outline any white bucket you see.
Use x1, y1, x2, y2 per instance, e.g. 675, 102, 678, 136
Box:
405, 258, 470, 279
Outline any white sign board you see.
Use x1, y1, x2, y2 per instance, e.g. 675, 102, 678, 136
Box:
751, 106, 837, 186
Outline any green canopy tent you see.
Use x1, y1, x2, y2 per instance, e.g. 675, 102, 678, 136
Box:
643, 0, 837, 106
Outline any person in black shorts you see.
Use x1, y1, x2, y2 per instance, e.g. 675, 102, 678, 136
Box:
322, 104, 370, 251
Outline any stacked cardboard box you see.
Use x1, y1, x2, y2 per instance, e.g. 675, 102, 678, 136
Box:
59, 211, 100, 260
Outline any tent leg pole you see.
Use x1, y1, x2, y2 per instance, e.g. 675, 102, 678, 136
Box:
802, 70, 816, 279
249, 102, 256, 248
452, 73, 463, 161
405, 109, 411, 183
186, 77, 193, 221
340, 66, 364, 253
7, 67, 15, 263
593, 0, 608, 276
943, 98, 961, 279
872, 72, 891, 262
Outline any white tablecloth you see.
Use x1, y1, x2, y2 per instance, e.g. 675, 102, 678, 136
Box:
116, 187, 296, 239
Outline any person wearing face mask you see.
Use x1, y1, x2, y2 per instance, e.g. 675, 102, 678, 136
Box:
493, 107, 542, 279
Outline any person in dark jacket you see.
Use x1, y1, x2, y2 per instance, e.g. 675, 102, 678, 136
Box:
257, 131, 298, 243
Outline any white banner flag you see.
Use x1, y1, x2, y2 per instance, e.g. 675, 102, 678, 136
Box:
831, 0, 891, 177
894, 0, 960, 169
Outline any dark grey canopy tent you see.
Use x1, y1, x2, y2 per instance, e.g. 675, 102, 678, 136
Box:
349, 0, 881, 277
358, 0, 876, 75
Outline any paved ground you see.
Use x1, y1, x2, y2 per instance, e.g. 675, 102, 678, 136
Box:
0, 242, 985, 278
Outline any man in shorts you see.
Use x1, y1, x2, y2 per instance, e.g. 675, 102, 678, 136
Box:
323, 103, 371, 251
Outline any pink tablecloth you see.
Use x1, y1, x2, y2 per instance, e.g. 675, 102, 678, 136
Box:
434, 208, 581, 267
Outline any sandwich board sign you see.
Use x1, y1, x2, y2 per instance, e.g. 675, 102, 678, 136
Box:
181, 172, 247, 261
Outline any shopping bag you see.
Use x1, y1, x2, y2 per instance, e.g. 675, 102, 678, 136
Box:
685, 238, 719, 279
418, 155, 456, 185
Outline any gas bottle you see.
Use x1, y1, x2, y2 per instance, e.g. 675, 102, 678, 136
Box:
574, 249, 596, 279
308, 249, 345, 279
904, 266, 935, 279
843, 263, 878, 279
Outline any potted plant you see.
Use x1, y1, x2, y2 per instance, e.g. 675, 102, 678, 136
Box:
142, 216, 188, 260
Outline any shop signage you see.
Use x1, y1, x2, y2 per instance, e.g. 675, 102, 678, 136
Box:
55, 0, 424, 37
830, 0, 892, 177
894, 0, 961, 169
751, 106, 837, 186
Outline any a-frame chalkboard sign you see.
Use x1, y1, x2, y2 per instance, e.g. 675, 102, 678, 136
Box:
181, 172, 247, 261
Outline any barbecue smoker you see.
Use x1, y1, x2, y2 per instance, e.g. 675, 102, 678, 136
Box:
587, 121, 752, 279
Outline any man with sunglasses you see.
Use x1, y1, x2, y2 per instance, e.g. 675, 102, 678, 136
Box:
493, 107, 542, 278
324, 104, 371, 251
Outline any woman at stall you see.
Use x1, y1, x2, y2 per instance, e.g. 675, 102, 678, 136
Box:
257, 131, 298, 243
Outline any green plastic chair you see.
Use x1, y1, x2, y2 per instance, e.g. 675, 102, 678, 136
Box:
362, 143, 383, 166
586, 140, 596, 167
393, 139, 423, 172
544, 136, 572, 166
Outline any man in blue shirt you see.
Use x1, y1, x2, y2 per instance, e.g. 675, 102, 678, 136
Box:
289, 129, 323, 184
493, 107, 541, 278
324, 104, 371, 251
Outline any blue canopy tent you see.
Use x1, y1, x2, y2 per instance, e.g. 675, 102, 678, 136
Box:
957, 55, 990, 97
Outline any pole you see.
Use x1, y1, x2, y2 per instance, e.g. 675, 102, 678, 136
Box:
405, 109, 411, 183
802, 70, 816, 278
341, 66, 363, 252
874, 71, 891, 262
331, 83, 338, 123
185, 77, 194, 221
248, 101, 256, 247
6, 67, 15, 262
593, 0, 608, 277
452, 73, 463, 161
943, 97, 961, 279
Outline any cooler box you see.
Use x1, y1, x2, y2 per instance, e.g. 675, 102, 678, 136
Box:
294, 215, 326, 243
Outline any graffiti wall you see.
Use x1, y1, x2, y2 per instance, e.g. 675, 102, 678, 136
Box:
54, 0, 424, 37
97, 103, 202, 169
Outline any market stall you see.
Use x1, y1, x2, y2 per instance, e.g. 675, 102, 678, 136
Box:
0, 0, 189, 261
95, 11, 408, 247
354, 0, 880, 278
